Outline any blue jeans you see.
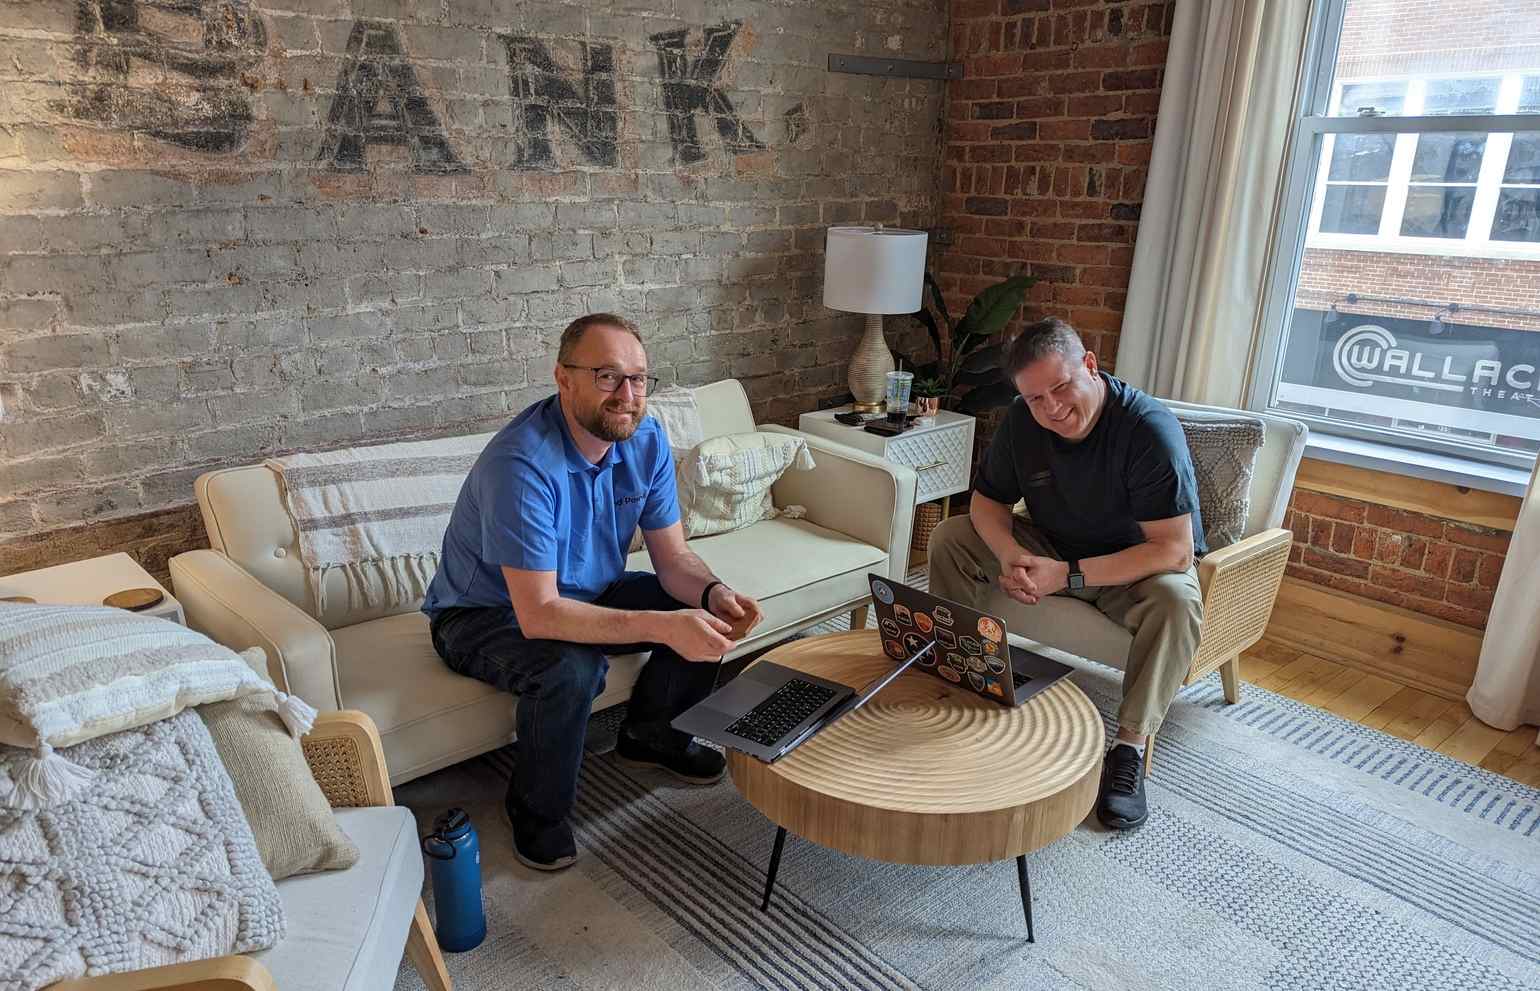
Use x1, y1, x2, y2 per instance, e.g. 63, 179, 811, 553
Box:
428, 572, 720, 827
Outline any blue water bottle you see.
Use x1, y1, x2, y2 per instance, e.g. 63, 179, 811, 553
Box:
421, 808, 487, 952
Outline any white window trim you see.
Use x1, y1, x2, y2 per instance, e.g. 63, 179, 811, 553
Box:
1248, 0, 1540, 481
1305, 71, 1540, 258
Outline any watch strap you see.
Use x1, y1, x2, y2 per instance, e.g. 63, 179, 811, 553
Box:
700, 580, 725, 610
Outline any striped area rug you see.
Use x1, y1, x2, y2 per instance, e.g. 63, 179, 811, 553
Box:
394, 572, 1540, 991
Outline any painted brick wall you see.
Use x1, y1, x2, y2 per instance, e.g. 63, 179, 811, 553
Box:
935, 0, 1174, 363
1284, 492, 1512, 630
0, 0, 948, 578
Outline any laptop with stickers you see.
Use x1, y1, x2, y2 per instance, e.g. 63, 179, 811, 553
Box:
866, 573, 1073, 707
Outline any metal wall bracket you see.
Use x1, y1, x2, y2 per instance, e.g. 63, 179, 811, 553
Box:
827, 53, 962, 81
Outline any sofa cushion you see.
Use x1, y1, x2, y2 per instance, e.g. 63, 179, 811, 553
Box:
330, 613, 516, 783
678, 432, 816, 538
251, 805, 420, 991
628, 517, 887, 643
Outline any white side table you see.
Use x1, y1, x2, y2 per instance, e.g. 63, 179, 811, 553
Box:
798, 408, 976, 513
0, 552, 185, 625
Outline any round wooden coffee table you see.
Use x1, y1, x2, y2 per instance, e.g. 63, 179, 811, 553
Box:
726, 629, 1104, 941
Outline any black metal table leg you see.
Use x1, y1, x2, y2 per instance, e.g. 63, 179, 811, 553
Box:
761, 826, 788, 912
1016, 855, 1035, 943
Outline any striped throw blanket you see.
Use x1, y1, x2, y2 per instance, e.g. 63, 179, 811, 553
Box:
265, 434, 493, 614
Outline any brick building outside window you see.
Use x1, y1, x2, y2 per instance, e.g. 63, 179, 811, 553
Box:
1270, 0, 1540, 466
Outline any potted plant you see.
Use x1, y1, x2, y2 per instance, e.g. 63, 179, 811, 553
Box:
910, 376, 945, 416
894, 271, 1036, 415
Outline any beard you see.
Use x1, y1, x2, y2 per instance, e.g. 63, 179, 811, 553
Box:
577, 396, 645, 442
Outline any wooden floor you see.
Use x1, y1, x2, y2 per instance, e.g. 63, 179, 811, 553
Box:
1241, 638, 1540, 788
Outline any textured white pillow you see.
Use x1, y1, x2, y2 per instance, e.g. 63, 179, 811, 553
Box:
0, 603, 289, 809
678, 432, 816, 538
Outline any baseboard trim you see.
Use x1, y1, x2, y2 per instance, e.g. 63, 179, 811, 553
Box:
1265, 577, 1482, 702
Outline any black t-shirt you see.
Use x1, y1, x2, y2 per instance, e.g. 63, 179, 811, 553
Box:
974, 372, 1206, 563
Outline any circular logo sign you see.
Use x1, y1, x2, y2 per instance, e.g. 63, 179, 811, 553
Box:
872, 580, 895, 605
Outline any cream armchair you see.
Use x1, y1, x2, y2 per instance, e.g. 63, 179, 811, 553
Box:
170, 379, 917, 786
51, 712, 451, 991
1003, 401, 1308, 770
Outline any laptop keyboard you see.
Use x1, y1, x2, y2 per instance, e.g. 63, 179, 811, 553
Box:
727, 678, 838, 747
1013, 672, 1030, 688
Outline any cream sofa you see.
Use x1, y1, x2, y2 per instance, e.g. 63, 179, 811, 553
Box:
169, 380, 917, 785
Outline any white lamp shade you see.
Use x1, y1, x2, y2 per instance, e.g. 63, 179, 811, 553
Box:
822, 226, 928, 314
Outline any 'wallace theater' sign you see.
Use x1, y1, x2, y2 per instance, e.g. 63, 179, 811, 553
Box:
1279, 309, 1540, 442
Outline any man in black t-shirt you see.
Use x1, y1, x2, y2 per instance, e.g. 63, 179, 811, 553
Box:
929, 318, 1204, 830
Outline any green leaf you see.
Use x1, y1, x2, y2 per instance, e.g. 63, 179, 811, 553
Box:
910, 304, 943, 361
960, 343, 1002, 373
956, 379, 1020, 415
924, 271, 954, 335
956, 274, 1034, 340
954, 365, 1003, 387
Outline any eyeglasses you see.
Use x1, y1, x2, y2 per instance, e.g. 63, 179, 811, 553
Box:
561, 364, 660, 396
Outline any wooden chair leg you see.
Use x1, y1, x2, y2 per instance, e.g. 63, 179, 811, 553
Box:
406, 898, 453, 991
849, 605, 869, 630
1143, 735, 1156, 778
1219, 654, 1242, 705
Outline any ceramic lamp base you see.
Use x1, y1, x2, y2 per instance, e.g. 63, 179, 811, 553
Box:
847, 312, 895, 410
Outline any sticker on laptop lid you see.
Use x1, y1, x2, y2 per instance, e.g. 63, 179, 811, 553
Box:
937, 666, 962, 683
935, 627, 956, 648
872, 580, 894, 605
883, 639, 906, 660
985, 654, 1006, 674
967, 671, 986, 692
977, 616, 1003, 641
959, 635, 981, 655
894, 604, 913, 626
914, 612, 933, 634
880, 617, 900, 638
902, 632, 928, 655
933, 605, 953, 626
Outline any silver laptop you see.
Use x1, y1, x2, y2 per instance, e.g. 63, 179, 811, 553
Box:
672, 638, 936, 762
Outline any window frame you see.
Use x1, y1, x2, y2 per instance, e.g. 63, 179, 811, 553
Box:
1249, 0, 1540, 475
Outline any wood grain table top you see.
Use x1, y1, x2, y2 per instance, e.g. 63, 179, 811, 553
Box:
726, 630, 1104, 865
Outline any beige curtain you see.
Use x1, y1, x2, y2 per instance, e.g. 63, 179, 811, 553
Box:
1115, 0, 1312, 406
1468, 457, 1540, 743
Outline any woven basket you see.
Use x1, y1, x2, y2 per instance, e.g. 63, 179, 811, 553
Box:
911, 501, 944, 555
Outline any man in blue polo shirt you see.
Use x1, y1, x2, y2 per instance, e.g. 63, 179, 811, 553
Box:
424, 312, 762, 871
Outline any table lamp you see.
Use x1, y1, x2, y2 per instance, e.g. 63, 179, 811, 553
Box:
823, 225, 928, 412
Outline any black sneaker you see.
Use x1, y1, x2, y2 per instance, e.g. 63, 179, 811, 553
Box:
1096, 744, 1149, 830
503, 794, 577, 872
615, 727, 726, 784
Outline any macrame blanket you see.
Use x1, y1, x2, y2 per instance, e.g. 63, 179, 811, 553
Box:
264, 434, 491, 614
0, 710, 284, 990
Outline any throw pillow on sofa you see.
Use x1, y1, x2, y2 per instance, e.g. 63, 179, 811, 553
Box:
200, 694, 359, 880
678, 432, 816, 538
0, 603, 315, 810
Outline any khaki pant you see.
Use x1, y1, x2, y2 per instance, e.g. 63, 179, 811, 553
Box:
927, 514, 1203, 737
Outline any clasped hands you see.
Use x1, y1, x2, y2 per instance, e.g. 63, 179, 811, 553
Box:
668, 584, 763, 662
997, 549, 1070, 605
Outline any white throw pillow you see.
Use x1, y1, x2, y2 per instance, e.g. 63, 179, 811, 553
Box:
0, 603, 300, 810
678, 432, 816, 538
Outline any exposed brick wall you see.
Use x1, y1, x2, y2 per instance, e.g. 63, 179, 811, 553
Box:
1298, 249, 1540, 332
1338, 0, 1540, 77
0, 0, 947, 574
935, 0, 1174, 363
1284, 489, 1512, 630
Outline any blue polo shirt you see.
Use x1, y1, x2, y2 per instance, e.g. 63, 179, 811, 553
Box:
421, 396, 679, 624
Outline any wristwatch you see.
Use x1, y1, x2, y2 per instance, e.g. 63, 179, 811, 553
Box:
1066, 560, 1085, 592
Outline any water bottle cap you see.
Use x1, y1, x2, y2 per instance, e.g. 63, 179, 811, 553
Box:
433, 807, 471, 840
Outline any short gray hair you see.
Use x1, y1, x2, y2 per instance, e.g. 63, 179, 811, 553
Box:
1003, 318, 1086, 378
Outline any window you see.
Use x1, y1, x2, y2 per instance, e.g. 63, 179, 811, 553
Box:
1256, 0, 1540, 472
